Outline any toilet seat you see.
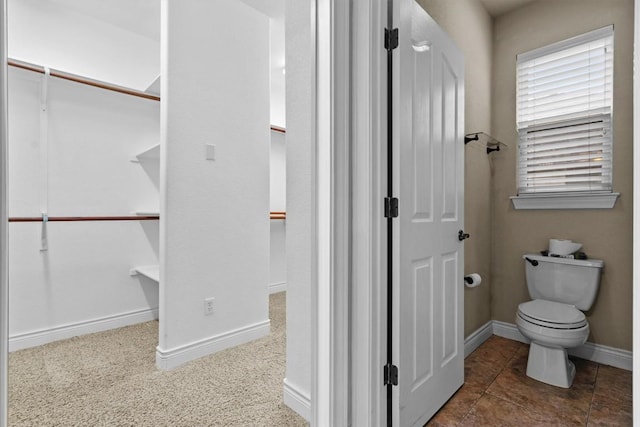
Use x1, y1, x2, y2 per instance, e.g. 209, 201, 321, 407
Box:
517, 299, 586, 329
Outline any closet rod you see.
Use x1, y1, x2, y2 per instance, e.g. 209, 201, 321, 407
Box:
270, 211, 286, 220
10, 213, 285, 222
270, 125, 286, 134
7, 59, 161, 102
8, 215, 160, 223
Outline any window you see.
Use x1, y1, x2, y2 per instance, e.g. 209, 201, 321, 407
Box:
512, 26, 619, 209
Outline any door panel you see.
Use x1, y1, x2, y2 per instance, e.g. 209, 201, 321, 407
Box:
394, 1, 464, 425
411, 44, 433, 222
411, 257, 433, 389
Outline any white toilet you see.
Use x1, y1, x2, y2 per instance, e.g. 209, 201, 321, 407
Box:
515, 254, 603, 388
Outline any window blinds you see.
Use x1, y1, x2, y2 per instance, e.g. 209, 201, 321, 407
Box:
516, 26, 613, 194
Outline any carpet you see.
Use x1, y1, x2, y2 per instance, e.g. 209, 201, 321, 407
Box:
8, 292, 308, 426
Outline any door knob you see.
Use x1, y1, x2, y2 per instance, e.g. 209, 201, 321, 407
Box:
458, 230, 470, 241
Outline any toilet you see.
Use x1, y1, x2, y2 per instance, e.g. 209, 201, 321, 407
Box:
515, 254, 603, 388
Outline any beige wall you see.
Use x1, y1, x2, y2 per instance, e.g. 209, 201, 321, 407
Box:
418, 0, 494, 337
491, 0, 634, 350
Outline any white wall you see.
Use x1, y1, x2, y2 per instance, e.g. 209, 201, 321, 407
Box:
8, 0, 159, 91
284, 0, 312, 419
8, 67, 160, 350
270, 130, 286, 212
270, 17, 286, 128
159, 0, 271, 370
269, 130, 286, 291
238, 0, 286, 128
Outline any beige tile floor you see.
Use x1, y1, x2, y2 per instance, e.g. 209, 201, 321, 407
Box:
427, 336, 632, 426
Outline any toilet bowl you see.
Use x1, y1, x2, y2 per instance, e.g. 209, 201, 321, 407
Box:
516, 299, 589, 388
516, 254, 603, 388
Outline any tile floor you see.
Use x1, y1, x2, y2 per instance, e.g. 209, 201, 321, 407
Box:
427, 336, 632, 426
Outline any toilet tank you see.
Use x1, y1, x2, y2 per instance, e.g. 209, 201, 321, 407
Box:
523, 254, 604, 311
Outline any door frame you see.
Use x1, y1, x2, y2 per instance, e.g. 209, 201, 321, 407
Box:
343, 0, 387, 425
314, 0, 387, 425
0, 0, 8, 425
633, 0, 639, 421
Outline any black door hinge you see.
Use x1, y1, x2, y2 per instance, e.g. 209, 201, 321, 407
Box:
384, 197, 399, 218
384, 363, 399, 386
385, 28, 399, 51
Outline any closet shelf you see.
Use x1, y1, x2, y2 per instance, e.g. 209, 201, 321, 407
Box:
134, 211, 160, 217
131, 144, 160, 162
464, 132, 506, 154
146, 75, 161, 96
131, 265, 160, 283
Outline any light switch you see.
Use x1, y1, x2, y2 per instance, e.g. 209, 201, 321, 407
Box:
205, 144, 216, 161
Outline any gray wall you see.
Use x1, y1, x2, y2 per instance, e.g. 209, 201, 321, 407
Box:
491, 0, 634, 351
419, 0, 634, 351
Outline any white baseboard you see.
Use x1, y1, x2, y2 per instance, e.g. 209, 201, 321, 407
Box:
491, 320, 632, 371
464, 321, 494, 357
268, 281, 287, 294
9, 307, 159, 352
567, 341, 633, 371
283, 378, 311, 422
155, 320, 270, 371
492, 320, 529, 344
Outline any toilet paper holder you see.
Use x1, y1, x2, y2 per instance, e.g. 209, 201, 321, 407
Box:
464, 273, 482, 288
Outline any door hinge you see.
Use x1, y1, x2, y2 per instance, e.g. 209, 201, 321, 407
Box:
385, 28, 399, 51
384, 363, 399, 386
384, 197, 399, 218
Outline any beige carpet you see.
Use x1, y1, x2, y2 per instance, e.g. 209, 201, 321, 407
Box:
8, 292, 308, 426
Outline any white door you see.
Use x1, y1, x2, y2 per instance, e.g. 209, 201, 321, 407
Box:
393, 1, 464, 425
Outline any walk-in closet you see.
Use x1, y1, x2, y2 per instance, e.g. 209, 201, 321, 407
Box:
5, 0, 301, 424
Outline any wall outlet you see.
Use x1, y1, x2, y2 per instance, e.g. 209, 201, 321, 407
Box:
205, 144, 216, 161
204, 297, 215, 315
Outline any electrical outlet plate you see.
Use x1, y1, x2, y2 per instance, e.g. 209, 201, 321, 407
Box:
205, 144, 216, 160
204, 297, 215, 315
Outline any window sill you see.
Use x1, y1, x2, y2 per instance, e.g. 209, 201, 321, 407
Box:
510, 193, 619, 210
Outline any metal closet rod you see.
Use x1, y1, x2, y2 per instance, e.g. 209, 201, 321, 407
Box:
9, 212, 286, 222
8, 215, 160, 223
8, 59, 161, 102
270, 211, 286, 220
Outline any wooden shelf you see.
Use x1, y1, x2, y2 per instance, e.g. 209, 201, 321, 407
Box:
131, 265, 159, 283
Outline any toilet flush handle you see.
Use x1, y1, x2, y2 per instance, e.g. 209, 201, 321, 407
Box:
525, 257, 539, 266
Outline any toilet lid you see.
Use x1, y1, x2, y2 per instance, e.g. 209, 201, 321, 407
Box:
518, 299, 587, 329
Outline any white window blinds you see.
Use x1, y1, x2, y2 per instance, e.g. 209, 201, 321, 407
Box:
516, 26, 613, 194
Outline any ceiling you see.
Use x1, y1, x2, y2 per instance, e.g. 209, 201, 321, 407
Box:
47, 0, 531, 41
479, 0, 537, 17
49, 0, 284, 43
50, 0, 161, 41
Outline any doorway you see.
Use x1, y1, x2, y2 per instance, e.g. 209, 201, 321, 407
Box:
0, 0, 318, 424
